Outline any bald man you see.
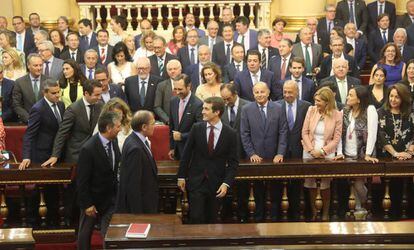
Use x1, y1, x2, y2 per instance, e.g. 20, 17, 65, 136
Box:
124, 57, 162, 113
199, 20, 223, 51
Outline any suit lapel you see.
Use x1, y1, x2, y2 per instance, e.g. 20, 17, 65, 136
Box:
212, 125, 225, 155
24, 76, 36, 102
94, 135, 113, 171
133, 133, 157, 175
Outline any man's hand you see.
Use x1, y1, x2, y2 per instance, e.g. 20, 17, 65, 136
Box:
216, 184, 228, 198
85, 205, 97, 217
19, 159, 31, 170
41, 157, 58, 167
177, 179, 186, 192
365, 155, 379, 163
395, 152, 412, 160
250, 154, 262, 163
168, 150, 175, 160
172, 131, 182, 141
310, 149, 323, 159
273, 154, 283, 163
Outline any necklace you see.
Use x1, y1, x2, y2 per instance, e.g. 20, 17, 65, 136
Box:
391, 113, 402, 145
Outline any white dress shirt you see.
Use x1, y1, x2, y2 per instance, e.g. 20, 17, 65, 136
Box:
237, 29, 250, 51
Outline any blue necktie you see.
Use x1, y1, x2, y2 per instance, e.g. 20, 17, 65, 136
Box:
190, 48, 195, 64
349, 1, 355, 23
140, 80, 146, 106
88, 69, 93, 80
259, 105, 266, 125
287, 103, 294, 130
382, 30, 387, 44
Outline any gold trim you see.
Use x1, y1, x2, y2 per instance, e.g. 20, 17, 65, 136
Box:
0, 180, 71, 184
280, 15, 324, 33
33, 229, 76, 234
236, 173, 384, 180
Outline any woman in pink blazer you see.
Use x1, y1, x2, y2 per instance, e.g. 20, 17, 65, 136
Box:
301, 87, 343, 221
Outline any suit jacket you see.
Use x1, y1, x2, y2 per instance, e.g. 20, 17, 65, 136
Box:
276, 99, 311, 158
292, 43, 323, 72
154, 78, 174, 124
368, 28, 395, 64
212, 41, 241, 69
77, 133, 120, 213
80, 63, 105, 79
51, 98, 103, 163
336, 0, 369, 34
240, 101, 288, 159
92, 45, 114, 66
108, 83, 126, 101
18, 30, 36, 59
317, 17, 345, 34
60, 48, 84, 64
117, 132, 158, 213
221, 97, 249, 159
317, 54, 360, 80
124, 74, 162, 113
79, 32, 98, 52
349, 37, 367, 70
283, 76, 315, 103
405, 23, 414, 47
1, 78, 16, 122
12, 74, 50, 123
320, 75, 361, 104
222, 61, 247, 83
301, 105, 343, 155
249, 46, 279, 70
396, 13, 414, 28
268, 54, 292, 82
184, 63, 203, 90
402, 45, 414, 63
218, 21, 235, 36
47, 57, 64, 81
234, 29, 258, 51
186, 27, 206, 38
134, 34, 142, 49
177, 122, 238, 192
199, 36, 224, 49
294, 31, 330, 54
367, 1, 396, 32
234, 69, 278, 101
148, 53, 178, 80
177, 46, 199, 72
22, 98, 65, 163
169, 94, 203, 159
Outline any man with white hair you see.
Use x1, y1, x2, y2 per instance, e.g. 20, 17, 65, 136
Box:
199, 20, 223, 51
396, 0, 414, 28
292, 27, 323, 77
80, 49, 104, 80
296, 18, 329, 54
38, 40, 64, 81
124, 57, 162, 113
344, 22, 367, 70
394, 27, 414, 62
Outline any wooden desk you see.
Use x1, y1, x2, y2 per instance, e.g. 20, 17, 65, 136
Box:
105, 214, 414, 249
0, 228, 34, 250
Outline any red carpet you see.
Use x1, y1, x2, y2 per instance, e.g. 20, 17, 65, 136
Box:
35, 231, 103, 250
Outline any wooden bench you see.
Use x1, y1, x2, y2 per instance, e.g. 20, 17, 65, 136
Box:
0, 228, 34, 250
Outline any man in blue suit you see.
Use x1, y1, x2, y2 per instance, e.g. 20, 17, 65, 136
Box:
78, 19, 98, 52
283, 57, 315, 103
368, 13, 395, 64
249, 29, 279, 70
344, 23, 367, 70
0, 66, 16, 122
184, 13, 205, 38
240, 82, 288, 221
184, 45, 211, 90
269, 38, 293, 83
80, 49, 105, 80
222, 44, 246, 83
234, 50, 278, 101
234, 16, 258, 51
177, 29, 200, 71
367, 0, 396, 32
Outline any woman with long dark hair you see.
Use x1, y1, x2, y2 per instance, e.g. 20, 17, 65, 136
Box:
368, 67, 388, 109
107, 42, 136, 86
59, 59, 87, 107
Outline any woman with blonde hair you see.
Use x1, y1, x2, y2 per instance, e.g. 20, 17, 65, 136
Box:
195, 62, 223, 101
0, 30, 25, 66
133, 30, 156, 61
123, 34, 136, 60
301, 86, 343, 221
2, 48, 26, 80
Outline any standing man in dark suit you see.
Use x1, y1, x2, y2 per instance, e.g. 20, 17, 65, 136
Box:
317, 4, 345, 35
93, 29, 113, 66
168, 74, 203, 160
117, 110, 158, 213
177, 29, 200, 71
12, 16, 36, 58
396, 0, 414, 28
184, 13, 206, 38
27, 13, 47, 35
199, 20, 223, 52
78, 18, 98, 52
177, 97, 238, 224
148, 36, 177, 80
367, 0, 396, 32
344, 22, 367, 70
38, 41, 64, 81
276, 80, 311, 220
184, 45, 212, 90
269, 38, 293, 83
80, 49, 105, 80
249, 29, 279, 70
234, 16, 258, 51
154, 60, 182, 124
234, 50, 278, 101
60, 32, 84, 64
95, 68, 125, 103
240, 82, 288, 221
0, 66, 16, 122
218, 7, 235, 36
77, 111, 122, 250
394, 28, 414, 62
295, 18, 330, 56
284, 57, 315, 103
222, 44, 246, 83
13, 53, 51, 123
212, 24, 239, 70
134, 19, 153, 49
368, 13, 395, 64
335, 0, 369, 37
124, 57, 162, 113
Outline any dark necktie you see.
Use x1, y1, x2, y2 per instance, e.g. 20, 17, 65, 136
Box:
328, 21, 333, 33
382, 30, 387, 44
379, 4, 383, 15
259, 105, 267, 125
88, 68, 93, 80
229, 105, 236, 127
52, 103, 62, 123
88, 104, 94, 128
140, 80, 146, 106
241, 35, 245, 46
106, 141, 114, 170
236, 64, 241, 72
261, 48, 267, 69
44, 61, 50, 77
349, 1, 355, 23
158, 57, 164, 75
208, 125, 215, 155
85, 36, 89, 46
287, 103, 294, 130
190, 48, 195, 64
226, 44, 231, 64
305, 45, 312, 75
71, 52, 76, 60
33, 78, 39, 101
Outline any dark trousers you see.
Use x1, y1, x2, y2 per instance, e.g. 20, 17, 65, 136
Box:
188, 179, 222, 224
77, 203, 115, 250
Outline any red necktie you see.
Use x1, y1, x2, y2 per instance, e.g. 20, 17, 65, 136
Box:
208, 125, 215, 155
100, 48, 106, 63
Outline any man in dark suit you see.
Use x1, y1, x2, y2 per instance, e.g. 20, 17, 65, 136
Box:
154, 60, 182, 124
269, 38, 293, 83
13, 54, 51, 123
234, 50, 278, 101
292, 27, 323, 77
396, 0, 414, 28
335, 0, 369, 36
27, 13, 47, 36
177, 97, 238, 224
344, 22, 367, 70
184, 13, 206, 38
60, 32, 84, 64
368, 13, 395, 64
168, 74, 203, 160
57, 16, 74, 40
134, 19, 153, 49
177, 29, 200, 71
148, 36, 178, 80
78, 19, 98, 52
95, 68, 125, 103
93, 29, 113, 66
283, 57, 315, 103
295, 18, 330, 56
212, 24, 240, 71
320, 58, 361, 105
184, 45, 212, 90
317, 4, 345, 35
0, 66, 16, 122
117, 110, 159, 214
38, 41, 64, 82
317, 36, 359, 80
199, 20, 223, 52
367, 0, 396, 32
240, 82, 288, 221
222, 44, 246, 83
80, 49, 105, 80
12, 16, 36, 57
276, 80, 311, 220
394, 28, 414, 62
218, 7, 235, 36
124, 57, 162, 113
77, 111, 122, 250
234, 16, 258, 51
249, 29, 279, 70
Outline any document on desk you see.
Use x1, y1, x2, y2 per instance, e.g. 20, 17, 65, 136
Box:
125, 223, 151, 238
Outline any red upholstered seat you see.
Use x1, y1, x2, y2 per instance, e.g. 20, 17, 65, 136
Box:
149, 125, 170, 161
5, 125, 26, 162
